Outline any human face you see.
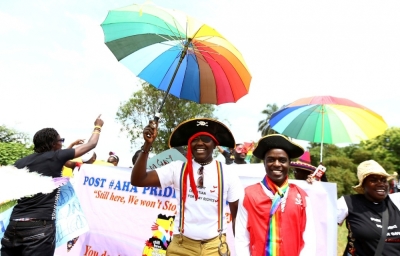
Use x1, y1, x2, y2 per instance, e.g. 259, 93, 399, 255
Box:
363, 174, 389, 202
107, 156, 118, 166
53, 135, 63, 151
264, 149, 289, 186
293, 168, 311, 180
190, 135, 215, 163
234, 145, 247, 159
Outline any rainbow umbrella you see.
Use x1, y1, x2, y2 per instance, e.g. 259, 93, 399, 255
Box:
101, 2, 251, 119
269, 96, 388, 162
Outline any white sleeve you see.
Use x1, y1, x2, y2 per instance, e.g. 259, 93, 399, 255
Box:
300, 196, 316, 256
155, 161, 182, 189
389, 193, 400, 211
234, 194, 251, 256
337, 196, 349, 225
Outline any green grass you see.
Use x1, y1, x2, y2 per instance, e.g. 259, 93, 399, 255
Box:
337, 224, 347, 256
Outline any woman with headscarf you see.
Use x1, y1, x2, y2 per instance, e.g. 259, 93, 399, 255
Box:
337, 160, 400, 256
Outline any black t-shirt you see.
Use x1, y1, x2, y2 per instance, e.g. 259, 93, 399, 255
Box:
344, 194, 400, 256
11, 149, 75, 220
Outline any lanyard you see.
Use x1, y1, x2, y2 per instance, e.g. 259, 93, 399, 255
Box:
179, 161, 224, 234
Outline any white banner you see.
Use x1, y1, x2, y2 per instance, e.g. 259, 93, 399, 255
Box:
54, 163, 337, 256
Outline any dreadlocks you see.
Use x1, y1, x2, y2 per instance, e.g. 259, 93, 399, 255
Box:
33, 128, 58, 153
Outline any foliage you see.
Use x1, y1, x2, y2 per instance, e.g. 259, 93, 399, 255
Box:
0, 125, 29, 144
257, 103, 283, 136
116, 82, 216, 153
360, 127, 400, 174
308, 144, 358, 197
342, 144, 373, 165
0, 142, 33, 166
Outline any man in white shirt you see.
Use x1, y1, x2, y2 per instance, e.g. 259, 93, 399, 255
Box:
131, 118, 243, 256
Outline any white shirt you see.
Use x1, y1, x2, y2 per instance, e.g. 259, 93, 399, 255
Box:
156, 159, 243, 240
235, 181, 316, 256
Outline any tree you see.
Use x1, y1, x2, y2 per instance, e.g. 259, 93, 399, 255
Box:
342, 144, 373, 165
0, 142, 33, 166
116, 82, 216, 153
308, 144, 358, 197
0, 125, 33, 166
360, 127, 400, 174
0, 125, 29, 144
257, 103, 282, 136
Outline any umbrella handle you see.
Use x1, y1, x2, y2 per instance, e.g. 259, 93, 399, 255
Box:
146, 113, 161, 138
154, 112, 161, 122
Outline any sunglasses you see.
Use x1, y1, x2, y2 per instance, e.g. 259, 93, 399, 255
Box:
192, 135, 212, 143
58, 138, 65, 143
197, 166, 204, 188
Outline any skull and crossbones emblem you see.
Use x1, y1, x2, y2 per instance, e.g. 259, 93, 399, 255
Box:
197, 121, 208, 126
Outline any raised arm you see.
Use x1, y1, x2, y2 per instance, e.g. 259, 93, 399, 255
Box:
217, 146, 225, 154
131, 120, 161, 187
73, 115, 103, 158
67, 139, 85, 149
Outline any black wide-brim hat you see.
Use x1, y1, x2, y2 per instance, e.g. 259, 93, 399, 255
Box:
253, 134, 304, 160
168, 118, 235, 148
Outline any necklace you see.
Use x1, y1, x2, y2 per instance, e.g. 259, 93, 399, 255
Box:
194, 159, 213, 166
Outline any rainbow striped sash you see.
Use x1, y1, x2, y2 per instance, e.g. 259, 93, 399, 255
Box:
262, 176, 289, 256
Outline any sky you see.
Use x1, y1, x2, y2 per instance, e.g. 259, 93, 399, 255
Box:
1, 0, 400, 167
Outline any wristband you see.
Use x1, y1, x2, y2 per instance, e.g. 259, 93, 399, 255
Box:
93, 131, 100, 134
141, 145, 153, 154
94, 125, 102, 129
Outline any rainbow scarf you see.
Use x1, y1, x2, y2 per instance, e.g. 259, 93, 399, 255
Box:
261, 176, 289, 256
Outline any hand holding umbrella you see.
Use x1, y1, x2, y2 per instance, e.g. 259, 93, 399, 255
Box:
143, 120, 158, 139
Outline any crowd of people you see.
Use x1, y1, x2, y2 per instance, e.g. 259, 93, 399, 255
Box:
1, 116, 399, 256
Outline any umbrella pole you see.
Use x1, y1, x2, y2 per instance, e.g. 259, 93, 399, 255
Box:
320, 105, 325, 163
154, 39, 192, 122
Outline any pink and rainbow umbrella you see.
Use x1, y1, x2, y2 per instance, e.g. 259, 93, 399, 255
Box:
269, 96, 388, 162
101, 2, 251, 119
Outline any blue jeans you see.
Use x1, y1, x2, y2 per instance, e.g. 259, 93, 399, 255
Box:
1, 220, 55, 256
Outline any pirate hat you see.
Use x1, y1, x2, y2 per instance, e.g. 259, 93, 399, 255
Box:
253, 134, 304, 160
290, 161, 316, 172
168, 118, 235, 148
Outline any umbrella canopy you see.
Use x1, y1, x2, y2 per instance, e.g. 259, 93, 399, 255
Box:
101, 3, 251, 110
269, 96, 388, 162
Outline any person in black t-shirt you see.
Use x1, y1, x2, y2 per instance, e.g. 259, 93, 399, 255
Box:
217, 145, 234, 165
1, 115, 104, 256
337, 160, 400, 256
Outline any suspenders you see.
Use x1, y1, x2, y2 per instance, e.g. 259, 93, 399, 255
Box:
178, 161, 229, 255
